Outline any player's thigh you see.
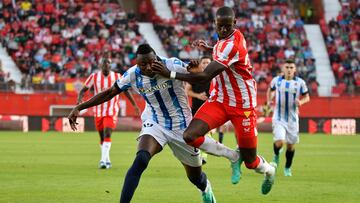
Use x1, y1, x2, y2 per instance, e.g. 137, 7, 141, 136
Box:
230, 109, 257, 148
193, 101, 229, 131
95, 117, 104, 131
285, 123, 299, 144
273, 121, 287, 142
103, 116, 117, 129
138, 120, 167, 156
167, 129, 202, 167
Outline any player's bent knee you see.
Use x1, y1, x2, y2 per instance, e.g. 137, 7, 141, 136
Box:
134, 150, 151, 170
183, 130, 196, 144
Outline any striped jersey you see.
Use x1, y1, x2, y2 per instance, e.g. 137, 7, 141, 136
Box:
84, 71, 121, 117
211, 29, 257, 109
114, 56, 192, 131
270, 76, 309, 123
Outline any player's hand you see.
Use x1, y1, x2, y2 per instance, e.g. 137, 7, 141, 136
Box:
192, 40, 212, 51
151, 60, 170, 77
296, 99, 302, 106
187, 60, 200, 72
198, 92, 208, 101
68, 107, 80, 131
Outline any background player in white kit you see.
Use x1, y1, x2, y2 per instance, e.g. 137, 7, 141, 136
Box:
77, 53, 140, 169
267, 59, 310, 176
68, 44, 239, 203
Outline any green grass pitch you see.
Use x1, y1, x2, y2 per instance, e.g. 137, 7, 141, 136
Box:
1, 131, 359, 203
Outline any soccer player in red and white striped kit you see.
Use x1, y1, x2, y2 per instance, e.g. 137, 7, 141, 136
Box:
153, 6, 277, 194
78, 53, 140, 169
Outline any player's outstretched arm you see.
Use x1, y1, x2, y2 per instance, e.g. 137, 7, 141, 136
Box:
152, 60, 225, 84
77, 86, 89, 104
68, 86, 121, 131
185, 83, 208, 101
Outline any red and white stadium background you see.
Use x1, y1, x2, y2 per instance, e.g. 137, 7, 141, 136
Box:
0, 91, 359, 135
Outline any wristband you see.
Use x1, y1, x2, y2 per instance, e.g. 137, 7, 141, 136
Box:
170, 71, 176, 79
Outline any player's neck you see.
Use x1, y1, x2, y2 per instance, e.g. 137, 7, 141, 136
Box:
219, 29, 235, 40
102, 71, 109, 77
285, 75, 294, 80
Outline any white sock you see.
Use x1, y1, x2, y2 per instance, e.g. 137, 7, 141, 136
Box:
255, 156, 275, 176
102, 141, 112, 163
199, 136, 239, 162
100, 144, 104, 162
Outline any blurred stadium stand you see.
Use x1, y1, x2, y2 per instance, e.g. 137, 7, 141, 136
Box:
0, 0, 359, 133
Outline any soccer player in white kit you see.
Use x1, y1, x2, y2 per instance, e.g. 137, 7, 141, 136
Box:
267, 59, 310, 176
68, 44, 239, 203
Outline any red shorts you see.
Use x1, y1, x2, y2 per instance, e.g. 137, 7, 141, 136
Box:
95, 116, 118, 131
194, 101, 257, 148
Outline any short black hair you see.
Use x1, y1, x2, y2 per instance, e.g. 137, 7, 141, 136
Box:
285, 59, 295, 64
216, 6, 235, 18
200, 55, 212, 61
136, 44, 156, 56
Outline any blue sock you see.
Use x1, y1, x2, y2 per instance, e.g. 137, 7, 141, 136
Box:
120, 150, 151, 203
218, 132, 224, 144
188, 172, 208, 192
285, 149, 295, 168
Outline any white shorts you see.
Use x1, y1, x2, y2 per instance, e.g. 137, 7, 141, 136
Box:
138, 119, 202, 167
272, 121, 299, 144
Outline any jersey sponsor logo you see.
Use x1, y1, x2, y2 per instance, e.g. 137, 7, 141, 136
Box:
138, 81, 172, 94
242, 118, 251, 127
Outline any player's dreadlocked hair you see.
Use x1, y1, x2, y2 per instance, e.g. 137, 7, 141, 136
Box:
136, 44, 156, 56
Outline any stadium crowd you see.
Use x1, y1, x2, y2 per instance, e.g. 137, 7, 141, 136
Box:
0, 0, 358, 96
156, 0, 318, 94
0, 0, 145, 90
320, 0, 359, 95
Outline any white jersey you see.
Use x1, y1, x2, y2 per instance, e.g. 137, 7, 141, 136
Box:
270, 76, 308, 124
114, 56, 192, 130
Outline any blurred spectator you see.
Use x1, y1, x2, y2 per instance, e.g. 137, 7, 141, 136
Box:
1, 0, 146, 93
0, 59, 6, 83
158, 0, 318, 93
322, 0, 359, 95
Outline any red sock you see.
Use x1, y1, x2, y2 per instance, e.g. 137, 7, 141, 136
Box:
104, 137, 112, 142
186, 136, 205, 148
245, 155, 261, 169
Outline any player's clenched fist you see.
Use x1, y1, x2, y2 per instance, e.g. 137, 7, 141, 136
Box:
68, 107, 80, 131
